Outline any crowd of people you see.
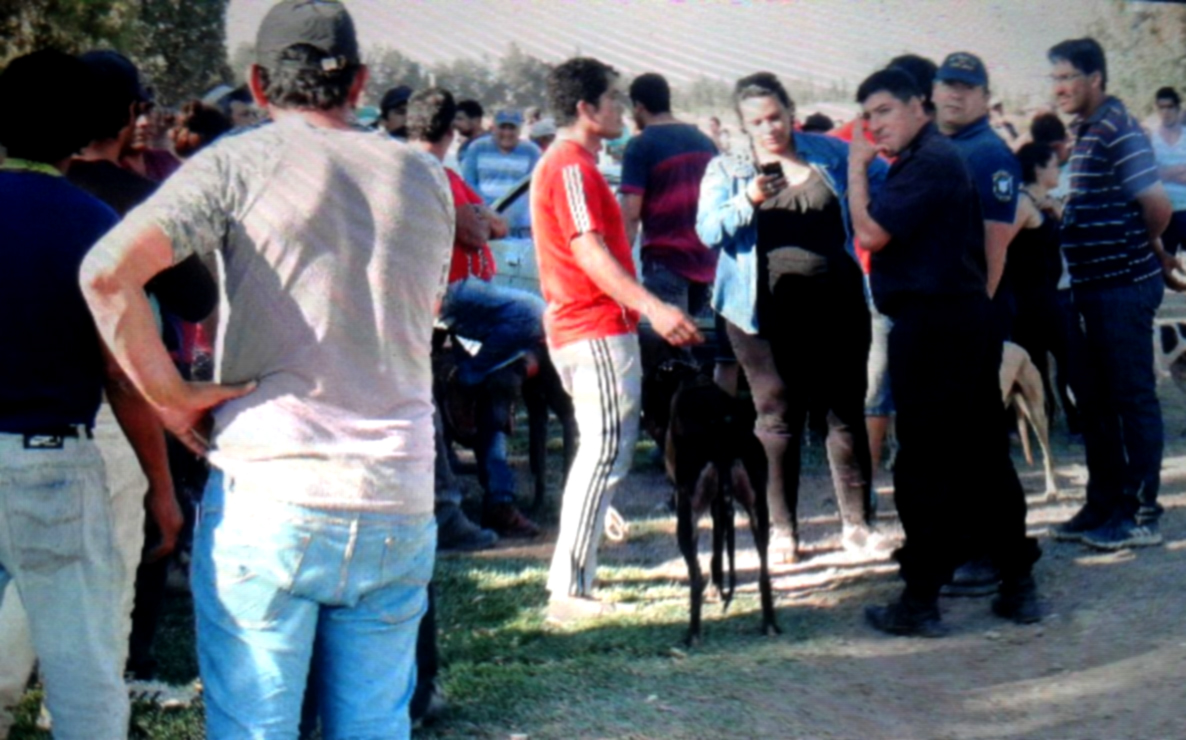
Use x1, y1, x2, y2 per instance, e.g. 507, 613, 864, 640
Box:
1, 0, 1185, 736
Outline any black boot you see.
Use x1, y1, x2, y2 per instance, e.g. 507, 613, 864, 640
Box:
865, 591, 948, 638
991, 575, 1041, 624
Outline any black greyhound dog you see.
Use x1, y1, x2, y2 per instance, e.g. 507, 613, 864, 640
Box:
434, 331, 577, 513
649, 361, 780, 646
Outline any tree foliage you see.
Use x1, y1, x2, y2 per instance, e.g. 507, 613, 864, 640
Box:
129, 0, 232, 105
0, 0, 135, 62
1, 0, 231, 106
1089, 0, 1186, 116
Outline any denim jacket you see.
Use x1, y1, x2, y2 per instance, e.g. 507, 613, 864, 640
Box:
695, 131, 887, 334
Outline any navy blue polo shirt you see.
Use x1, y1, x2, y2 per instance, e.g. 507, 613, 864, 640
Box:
868, 123, 987, 316
1061, 96, 1161, 290
0, 169, 118, 432
947, 115, 1020, 224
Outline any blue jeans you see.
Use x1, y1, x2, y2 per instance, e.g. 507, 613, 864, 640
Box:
193, 469, 436, 740
1071, 276, 1164, 523
440, 278, 545, 386
0, 434, 127, 740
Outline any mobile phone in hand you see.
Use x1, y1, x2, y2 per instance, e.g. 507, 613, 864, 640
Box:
759, 161, 784, 178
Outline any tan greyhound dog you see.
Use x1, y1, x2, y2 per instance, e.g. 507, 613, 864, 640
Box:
1000, 342, 1058, 499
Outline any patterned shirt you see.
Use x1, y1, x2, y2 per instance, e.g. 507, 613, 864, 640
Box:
1061, 96, 1161, 289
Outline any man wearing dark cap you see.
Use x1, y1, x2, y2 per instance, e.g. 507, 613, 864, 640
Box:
934, 52, 1022, 305
380, 84, 412, 139
931, 51, 1026, 596
0, 48, 174, 740
80, 1, 454, 736
462, 107, 541, 235
848, 67, 1040, 637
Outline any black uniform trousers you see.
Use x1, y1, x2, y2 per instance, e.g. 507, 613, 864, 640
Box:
887, 293, 1040, 600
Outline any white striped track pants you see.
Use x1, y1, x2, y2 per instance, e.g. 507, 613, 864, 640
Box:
546, 333, 641, 598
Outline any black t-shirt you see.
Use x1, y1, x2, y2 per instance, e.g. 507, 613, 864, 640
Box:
67, 158, 217, 323
869, 124, 987, 316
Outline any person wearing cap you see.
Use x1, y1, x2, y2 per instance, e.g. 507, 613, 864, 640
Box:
80, 1, 454, 737
529, 116, 556, 152
462, 107, 541, 235
532, 57, 702, 623
933, 52, 1023, 310
848, 67, 1040, 636
0, 49, 173, 740
930, 51, 1026, 596
380, 84, 413, 139
1046, 38, 1175, 551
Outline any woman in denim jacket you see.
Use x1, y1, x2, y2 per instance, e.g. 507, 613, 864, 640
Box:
696, 72, 888, 563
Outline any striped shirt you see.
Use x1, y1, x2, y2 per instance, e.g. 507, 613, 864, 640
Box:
530, 139, 639, 348
1061, 96, 1161, 289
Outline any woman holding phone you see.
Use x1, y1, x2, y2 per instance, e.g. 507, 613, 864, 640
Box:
696, 72, 888, 562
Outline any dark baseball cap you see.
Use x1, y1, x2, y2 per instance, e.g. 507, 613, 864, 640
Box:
380, 85, 413, 115
256, 0, 359, 72
79, 50, 149, 105
936, 52, 988, 88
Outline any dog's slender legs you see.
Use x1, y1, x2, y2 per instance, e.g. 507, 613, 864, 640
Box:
678, 463, 717, 646
735, 460, 780, 636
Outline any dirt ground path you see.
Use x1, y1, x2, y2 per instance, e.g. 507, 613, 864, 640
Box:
477, 291, 1186, 740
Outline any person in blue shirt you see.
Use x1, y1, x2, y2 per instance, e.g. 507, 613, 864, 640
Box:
0, 49, 179, 740
933, 52, 1023, 308
697, 72, 890, 564
1047, 38, 1175, 551
461, 109, 541, 234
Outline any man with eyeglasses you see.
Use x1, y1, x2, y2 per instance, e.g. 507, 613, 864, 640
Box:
1047, 38, 1175, 551
1152, 87, 1186, 260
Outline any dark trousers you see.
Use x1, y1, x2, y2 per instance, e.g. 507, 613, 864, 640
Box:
888, 294, 1038, 600
1070, 276, 1164, 523
726, 267, 874, 534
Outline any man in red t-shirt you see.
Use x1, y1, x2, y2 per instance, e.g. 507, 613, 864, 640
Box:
531, 57, 702, 622
409, 87, 548, 543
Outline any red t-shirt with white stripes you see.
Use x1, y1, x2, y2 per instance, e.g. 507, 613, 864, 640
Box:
530, 139, 639, 348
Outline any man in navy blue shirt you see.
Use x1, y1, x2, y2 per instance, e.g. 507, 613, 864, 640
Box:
1047, 38, 1175, 551
0, 50, 178, 740
847, 68, 1040, 637
934, 52, 1022, 305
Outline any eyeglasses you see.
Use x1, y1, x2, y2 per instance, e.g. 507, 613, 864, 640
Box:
1157, 102, 1181, 111
1048, 72, 1085, 84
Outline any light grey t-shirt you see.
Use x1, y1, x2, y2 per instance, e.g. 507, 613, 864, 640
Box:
121, 115, 453, 513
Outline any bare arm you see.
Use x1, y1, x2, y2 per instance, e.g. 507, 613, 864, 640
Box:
81, 223, 256, 455
1159, 163, 1186, 186
570, 231, 702, 347
847, 128, 892, 253
102, 344, 182, 563
454, 202, 489, 252
621, 192, 643, 247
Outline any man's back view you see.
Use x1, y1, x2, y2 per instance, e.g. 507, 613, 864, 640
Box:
81, 2, 454, 737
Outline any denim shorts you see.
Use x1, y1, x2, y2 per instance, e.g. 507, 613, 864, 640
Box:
865, 304, 895, 416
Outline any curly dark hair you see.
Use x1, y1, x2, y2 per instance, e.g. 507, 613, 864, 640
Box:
0, 50, 99, 163
407, 87, 457, 144
548, 57, 617, 128
256, 44, 361, 111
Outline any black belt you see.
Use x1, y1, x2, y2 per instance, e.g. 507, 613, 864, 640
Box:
1, 425, 93, 449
